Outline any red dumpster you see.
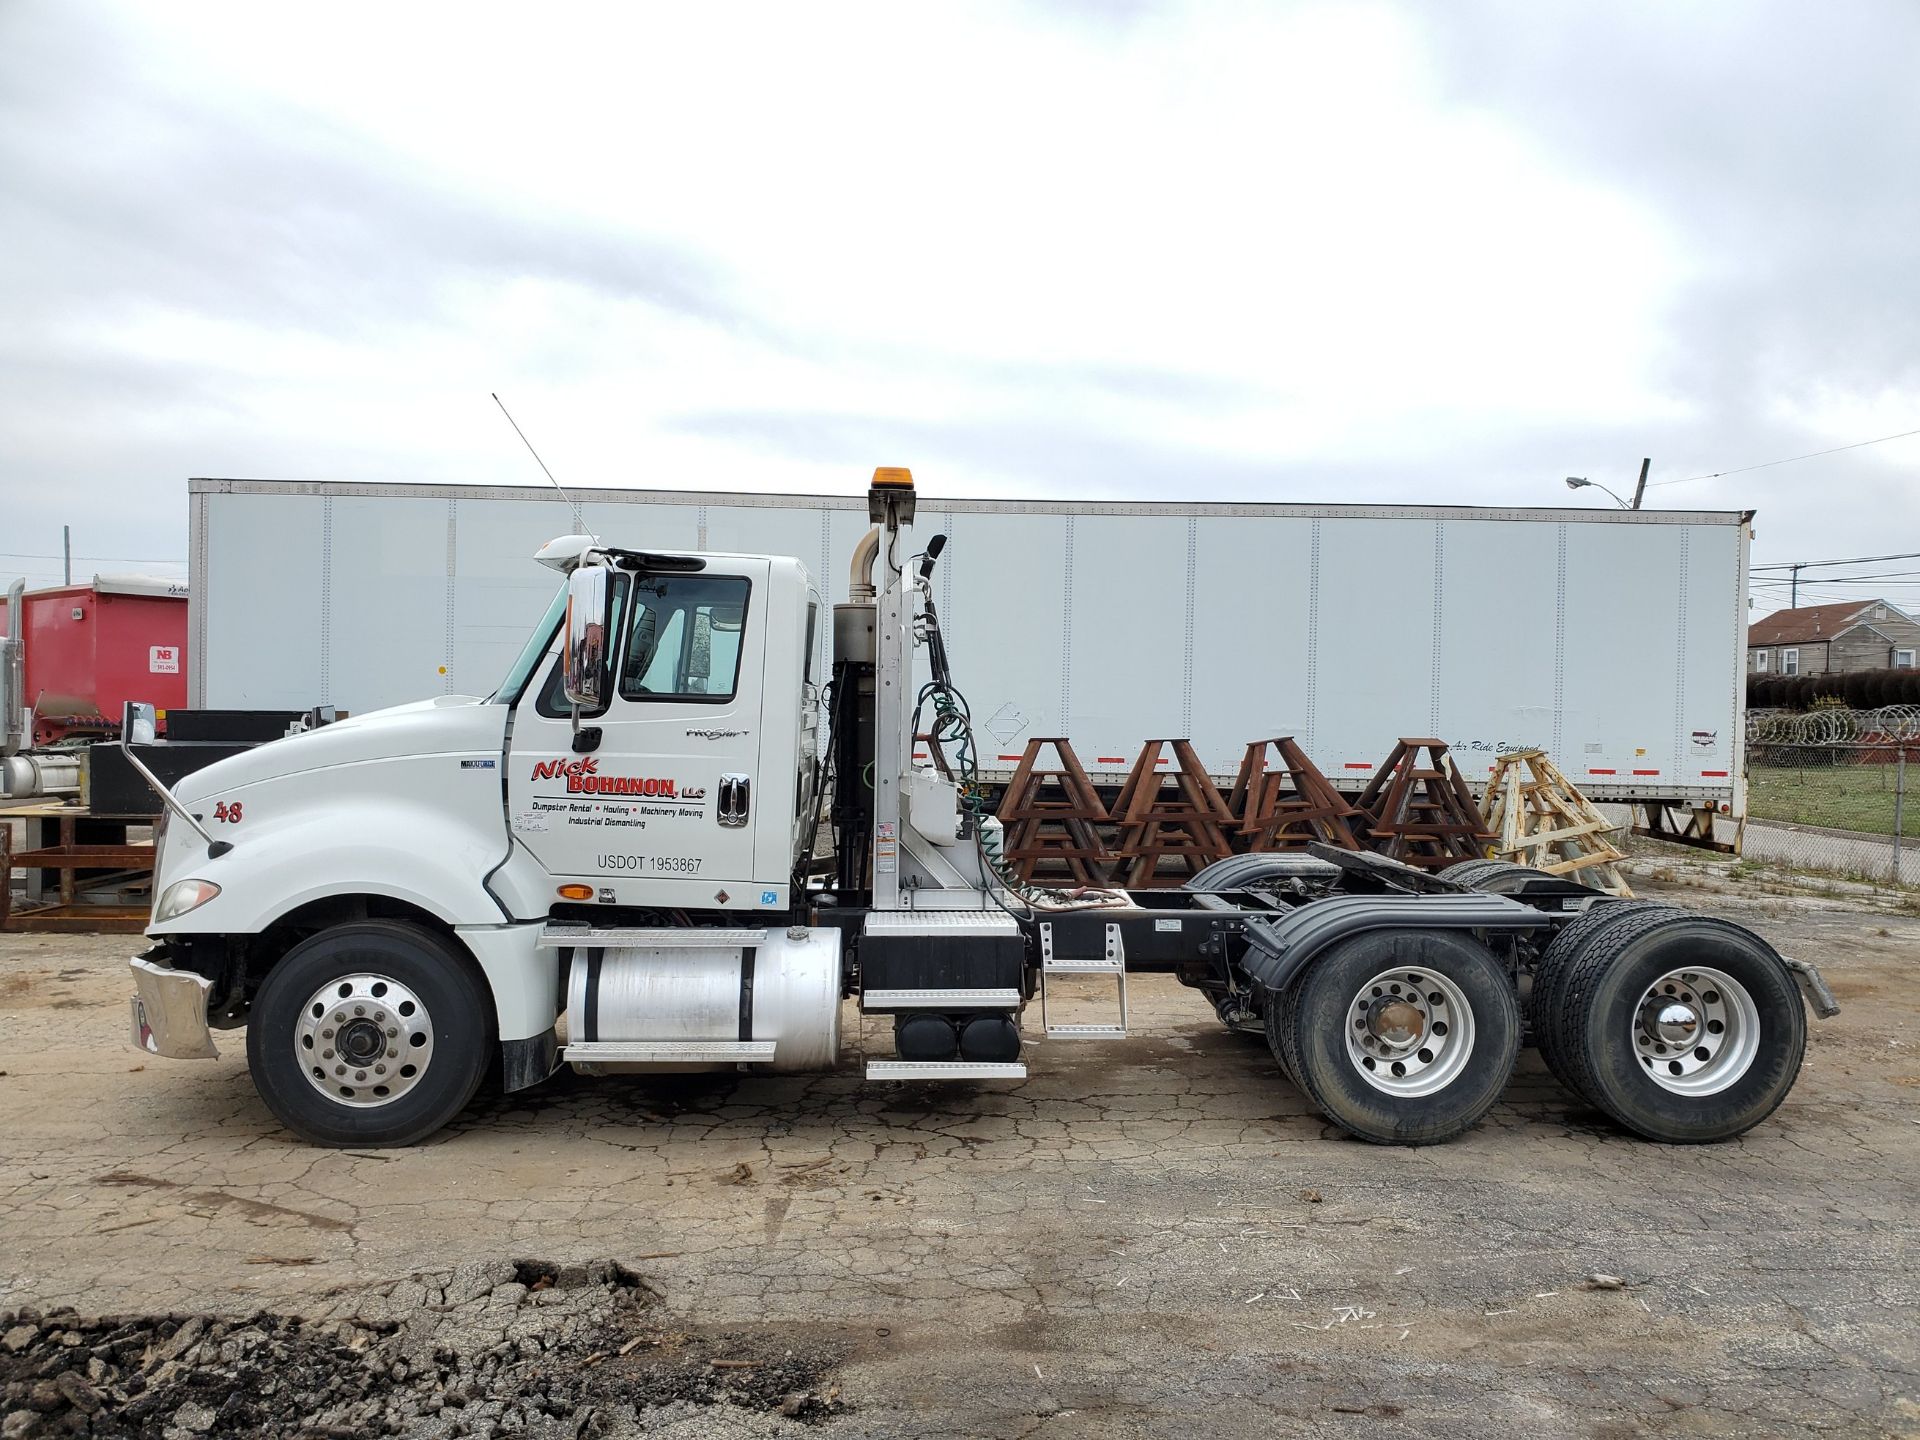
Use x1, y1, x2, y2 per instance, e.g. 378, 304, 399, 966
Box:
0, 576, 189, 743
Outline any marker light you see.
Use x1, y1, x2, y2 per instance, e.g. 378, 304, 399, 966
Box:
557, 884, 595, 901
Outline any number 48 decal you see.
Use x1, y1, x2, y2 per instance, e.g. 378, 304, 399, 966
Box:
213, 801, 244, 823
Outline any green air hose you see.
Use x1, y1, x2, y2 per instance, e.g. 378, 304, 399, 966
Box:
923, 683, 1091, 911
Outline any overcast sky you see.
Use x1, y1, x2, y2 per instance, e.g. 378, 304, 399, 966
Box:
2, 1, 1914, 616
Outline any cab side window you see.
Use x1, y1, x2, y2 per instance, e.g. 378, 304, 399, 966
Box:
619, 576, 751, 702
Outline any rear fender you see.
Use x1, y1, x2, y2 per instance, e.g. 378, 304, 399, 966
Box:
1240, 894, 1555, 998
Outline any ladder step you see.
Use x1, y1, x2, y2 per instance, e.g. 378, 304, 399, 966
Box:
861, 988, 1022, 1010
1045, 1023, 1128, 1039
1042, 957, 1124, 974
563, 1040, 776, 1062
865, 1061, 1028, 1080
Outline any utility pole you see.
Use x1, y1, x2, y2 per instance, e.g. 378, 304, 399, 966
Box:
1790, 562, 1804, 608
1630, 457, 1650, 510
62, 526, 71, 585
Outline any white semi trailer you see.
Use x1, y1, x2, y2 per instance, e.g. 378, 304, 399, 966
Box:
184, 476, 1751, 834
131, 468, 1830, 1153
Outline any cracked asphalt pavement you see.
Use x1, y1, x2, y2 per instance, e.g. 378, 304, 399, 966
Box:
1, 870, 1916, 1437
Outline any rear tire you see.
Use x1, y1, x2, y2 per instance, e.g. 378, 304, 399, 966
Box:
246, 921, 495, 1148
1278, 930, 1520, 1145
1539, 909, 1807, 1142
1262, 983, 1306, 1087
1530, 901, 1676, 1095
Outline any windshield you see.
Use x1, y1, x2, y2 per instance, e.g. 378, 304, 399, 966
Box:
489, 583, 568, 704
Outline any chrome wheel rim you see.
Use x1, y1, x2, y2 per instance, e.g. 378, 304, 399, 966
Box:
1344, 966, 1475, 1096
295, 974, 434, 1108
1633, 965, 1759, 1096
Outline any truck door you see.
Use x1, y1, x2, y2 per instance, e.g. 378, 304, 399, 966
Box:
506, 560, 771, 910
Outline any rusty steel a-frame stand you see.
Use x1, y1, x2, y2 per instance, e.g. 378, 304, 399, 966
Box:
1355, 737, 1494, 871
1109, 739, 1237, 886
995, 738, 1112, 885
1227, 737, 1366, 853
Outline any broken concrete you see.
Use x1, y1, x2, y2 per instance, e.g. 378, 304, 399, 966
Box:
0, 1259, 846, 1437
0, 869, 1916, 1436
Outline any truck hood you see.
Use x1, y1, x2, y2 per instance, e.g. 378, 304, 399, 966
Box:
173, 696, 507, 802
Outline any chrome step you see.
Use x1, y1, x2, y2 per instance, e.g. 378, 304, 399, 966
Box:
861, 987, 1022, 1010
563, 1040, 776, 1063
1037, 921, 1130, 1039
1042, 957, 1123, 974
865, 1060, 1028, 1081
539, 927, 772, 950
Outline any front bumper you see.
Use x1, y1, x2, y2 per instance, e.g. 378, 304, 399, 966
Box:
129, 956, 220, 1060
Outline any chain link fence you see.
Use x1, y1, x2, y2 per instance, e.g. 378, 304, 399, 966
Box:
1741, 707, 1919, 888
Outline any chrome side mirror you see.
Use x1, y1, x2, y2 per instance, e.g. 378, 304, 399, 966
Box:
562, 564, 611, 710
122, 701, 158, 745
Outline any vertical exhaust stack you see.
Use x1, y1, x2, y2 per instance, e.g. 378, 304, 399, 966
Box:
2, 578, 25, 759
830, 527, 881, 896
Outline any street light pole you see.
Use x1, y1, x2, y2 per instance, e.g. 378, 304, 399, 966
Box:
1630, 457, 1650, 510
1564, 477, 1632, 508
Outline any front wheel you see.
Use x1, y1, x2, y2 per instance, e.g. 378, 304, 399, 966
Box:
1276, 930, 1520, 1145
245, 921, 495, 1147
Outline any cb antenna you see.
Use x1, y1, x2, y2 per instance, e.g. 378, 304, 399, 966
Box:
491, 392, 585, 533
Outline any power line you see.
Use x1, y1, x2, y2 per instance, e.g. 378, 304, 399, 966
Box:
1650, 425, 1920, 487
1750, 568, 1920, 581
1749, 578, 1920, 593
0, 552, 186, 564
1751, 550, 1920, 571
1750, 570, 1920, 584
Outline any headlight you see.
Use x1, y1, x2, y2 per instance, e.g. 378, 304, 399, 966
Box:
155, 878, 222, 923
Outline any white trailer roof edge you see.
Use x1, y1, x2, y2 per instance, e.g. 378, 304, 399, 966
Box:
186, 477, 1747, 528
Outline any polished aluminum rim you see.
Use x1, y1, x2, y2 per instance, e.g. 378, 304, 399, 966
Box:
296, 974, 433, 1108
1633, 965, 1759, 1096
1344, 966, 1475, 1097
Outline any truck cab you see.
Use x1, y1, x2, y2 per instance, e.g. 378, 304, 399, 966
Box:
499, 548, 821, 916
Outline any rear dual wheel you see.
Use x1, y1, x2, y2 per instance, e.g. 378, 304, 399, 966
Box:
1532, 905, 1806, 1143
1269, 930, 1520, 1145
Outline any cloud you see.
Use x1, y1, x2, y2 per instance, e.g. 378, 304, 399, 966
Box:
0, 0, 1914, 616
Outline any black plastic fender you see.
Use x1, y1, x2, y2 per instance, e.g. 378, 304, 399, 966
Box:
1240, 893, 1557, 997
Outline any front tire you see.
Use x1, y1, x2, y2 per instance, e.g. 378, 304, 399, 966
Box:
1277, 930, 1520, 1145
245, 921, 494, 1147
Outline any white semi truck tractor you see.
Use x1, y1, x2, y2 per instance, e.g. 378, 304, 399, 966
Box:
127, 468, 1837, 1148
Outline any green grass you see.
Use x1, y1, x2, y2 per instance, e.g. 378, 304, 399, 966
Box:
1747, 763, 1920, 838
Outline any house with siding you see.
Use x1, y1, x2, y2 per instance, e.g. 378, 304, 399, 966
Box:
1747, 600, 1920, 676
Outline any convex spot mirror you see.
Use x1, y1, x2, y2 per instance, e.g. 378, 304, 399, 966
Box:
563, 563, 612, 710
